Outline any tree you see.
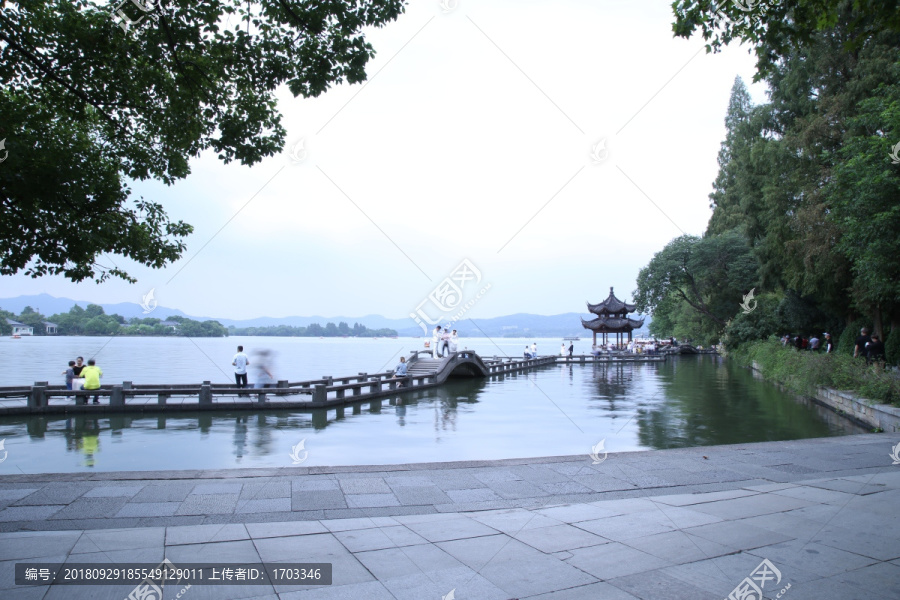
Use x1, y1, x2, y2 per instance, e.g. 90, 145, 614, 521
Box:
671, 0, 900, 77
16, 307, 48, 334
707, 76, 753, 236
1, 0, 406, 282
634, 231, 759, 341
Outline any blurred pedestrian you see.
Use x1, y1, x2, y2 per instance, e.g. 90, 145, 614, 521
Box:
568, 342, 574, 357
253, 350, 276, 389
449, 330, 459, 353
823, 333, 833, 353
532, 342, 537, 357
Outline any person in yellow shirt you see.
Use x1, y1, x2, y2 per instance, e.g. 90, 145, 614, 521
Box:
81, 359, 103, 404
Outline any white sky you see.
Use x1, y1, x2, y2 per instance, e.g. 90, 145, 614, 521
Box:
3, 0, 768, 321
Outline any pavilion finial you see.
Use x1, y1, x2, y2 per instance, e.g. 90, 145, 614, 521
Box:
610, 286, 614, 294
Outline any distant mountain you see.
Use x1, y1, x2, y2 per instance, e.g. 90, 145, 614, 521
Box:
0, 294, 650, 338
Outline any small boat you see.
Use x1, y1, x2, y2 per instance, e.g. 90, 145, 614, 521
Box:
563, 336, 580, 341
11, 335, 21, 339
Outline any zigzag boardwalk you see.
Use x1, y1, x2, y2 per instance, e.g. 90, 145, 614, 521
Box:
0, 350, 681, 416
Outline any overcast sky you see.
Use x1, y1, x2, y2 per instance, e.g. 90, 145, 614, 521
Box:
4, 0, 768, 322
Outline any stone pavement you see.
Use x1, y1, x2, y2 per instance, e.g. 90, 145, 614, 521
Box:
1, 433, 899, 599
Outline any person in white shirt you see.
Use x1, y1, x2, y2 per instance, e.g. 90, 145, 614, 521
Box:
532, 342, 537, 357
232, 345, 250, 396
432, 326, 442, 358
560, 343, 566, 356
449, 330, 459, 353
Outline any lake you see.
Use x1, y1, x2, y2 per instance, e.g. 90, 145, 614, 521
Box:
0, 336, 866, 473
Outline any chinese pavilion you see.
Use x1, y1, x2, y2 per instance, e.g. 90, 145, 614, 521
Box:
581, 287, 645, 348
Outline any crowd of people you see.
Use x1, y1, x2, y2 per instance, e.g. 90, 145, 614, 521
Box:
781, 328, 886, 365
61, 356, 103, 403
429, 325, 460, 358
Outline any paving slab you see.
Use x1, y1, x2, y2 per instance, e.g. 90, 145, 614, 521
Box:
0, 434, 898, 599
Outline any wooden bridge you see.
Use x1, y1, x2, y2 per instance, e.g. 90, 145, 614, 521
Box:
0, 350, 678, 416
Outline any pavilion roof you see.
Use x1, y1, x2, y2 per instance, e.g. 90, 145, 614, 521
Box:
587, 287, 637, 315
580, 316, 645, 333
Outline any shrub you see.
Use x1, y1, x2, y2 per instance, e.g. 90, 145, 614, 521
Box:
733, 339, 900, 406
884, 327, 900, 368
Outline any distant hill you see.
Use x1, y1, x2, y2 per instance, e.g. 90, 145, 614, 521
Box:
0, 294, 650, 338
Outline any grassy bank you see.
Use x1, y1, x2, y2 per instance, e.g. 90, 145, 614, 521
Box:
730, 339, 900, 407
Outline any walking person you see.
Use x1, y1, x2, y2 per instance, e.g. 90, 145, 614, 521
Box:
253, 350, 276, 389
866, 334, 886, 366
81, 359, 103, 404
824, 333, 834, 353
532, 342, 537, 357
232, 345, 250, 396
808, 335, 820, 351
568, 342, 574, 358
449, 330, 459, 353
853, 328, 872, 359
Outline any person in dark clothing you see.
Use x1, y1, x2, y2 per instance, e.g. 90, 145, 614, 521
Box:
568, 343, 574, 358
866, 334, 886, 365
823, 333, 834, 353
794, 335, 803, 350
854, 328, 872, 358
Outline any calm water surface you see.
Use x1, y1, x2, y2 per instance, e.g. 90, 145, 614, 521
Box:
0, 336, 865, 473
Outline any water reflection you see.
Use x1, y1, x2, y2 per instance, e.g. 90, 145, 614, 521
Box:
0, 357, 867, 473
64, 417, 101, 467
